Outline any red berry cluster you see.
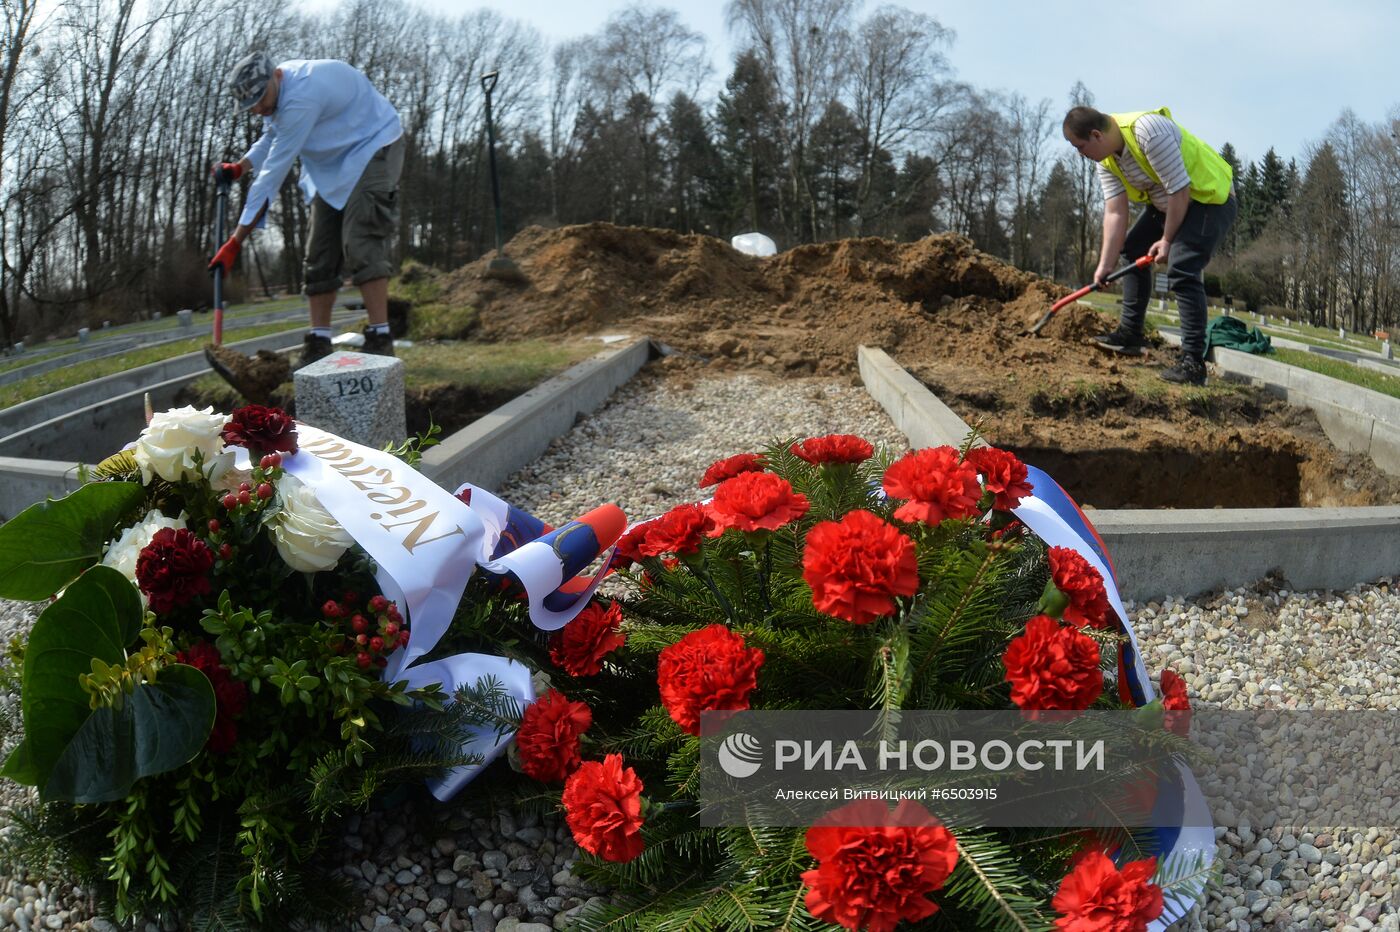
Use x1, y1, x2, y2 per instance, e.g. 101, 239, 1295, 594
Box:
211, 454, 285, 563
219, 454, 283, 515
322, 591, 409, 670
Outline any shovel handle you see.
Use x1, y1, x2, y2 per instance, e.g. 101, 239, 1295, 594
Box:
1048, 255, 1153, 313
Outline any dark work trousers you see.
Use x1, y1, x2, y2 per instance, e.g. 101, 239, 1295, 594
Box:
1118, 193, 1237, 361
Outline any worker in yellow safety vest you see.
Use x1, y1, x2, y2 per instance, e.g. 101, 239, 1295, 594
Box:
1063, 105, 1236, 386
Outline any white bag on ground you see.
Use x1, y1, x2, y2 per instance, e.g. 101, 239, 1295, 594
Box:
730, 232, 777, 257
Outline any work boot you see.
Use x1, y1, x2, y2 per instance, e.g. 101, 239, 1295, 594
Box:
297, 333, 333, 369
361, 327, 395, 357
1159, 353, 1207, 386
1092, 327, 1146, 356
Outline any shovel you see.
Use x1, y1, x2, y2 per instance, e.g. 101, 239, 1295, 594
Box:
210, 167, 231, 345
1026, 255, 1153, 336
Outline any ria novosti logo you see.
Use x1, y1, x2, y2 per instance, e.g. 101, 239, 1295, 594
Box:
717, 732, 764, 778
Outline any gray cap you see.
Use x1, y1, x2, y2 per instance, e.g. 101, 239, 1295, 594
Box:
228, 52, 274, 110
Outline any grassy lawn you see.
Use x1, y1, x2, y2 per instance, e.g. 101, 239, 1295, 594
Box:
0, 321, 311, 410
183, 338, 603, 410
1270, 347, 1400, 401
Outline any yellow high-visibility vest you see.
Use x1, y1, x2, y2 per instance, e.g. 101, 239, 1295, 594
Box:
1102, 107, 1233, 205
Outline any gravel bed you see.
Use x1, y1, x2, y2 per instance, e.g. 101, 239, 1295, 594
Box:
2, 360, 1396, 931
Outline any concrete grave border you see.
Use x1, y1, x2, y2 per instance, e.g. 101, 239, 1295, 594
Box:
859, 345, 1400, 602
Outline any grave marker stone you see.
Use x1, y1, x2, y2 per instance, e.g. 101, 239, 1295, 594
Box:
178, 309, 193, 328
77, 327, 90, 343
294, 350, 406, 449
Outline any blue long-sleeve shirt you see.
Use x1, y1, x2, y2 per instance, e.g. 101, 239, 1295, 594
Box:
239, 59, 402, 227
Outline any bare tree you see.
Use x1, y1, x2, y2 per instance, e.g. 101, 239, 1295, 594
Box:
726, 0, 857, 242
848, 5, 956, 234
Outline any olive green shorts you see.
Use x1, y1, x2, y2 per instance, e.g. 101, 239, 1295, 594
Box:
303, 137, 404, 295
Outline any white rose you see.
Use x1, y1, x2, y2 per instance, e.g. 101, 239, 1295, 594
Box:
102, 509, 188, 584
133, 405, 231, 484
268, 474, 355, 573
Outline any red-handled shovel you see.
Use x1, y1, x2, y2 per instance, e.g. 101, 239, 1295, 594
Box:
1026, 255, 1154, 336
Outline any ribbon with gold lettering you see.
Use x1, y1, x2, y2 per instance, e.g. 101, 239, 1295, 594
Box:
284, 425, 489, 680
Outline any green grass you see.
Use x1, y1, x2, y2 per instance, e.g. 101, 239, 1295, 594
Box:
408, 304, 478, 341
182, 338, 602, 410
0, 321, 312, 410
402, 339, 598, 391
1270, 347, 1400, 400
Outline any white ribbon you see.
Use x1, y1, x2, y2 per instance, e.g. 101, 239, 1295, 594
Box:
283, 425, 491, 680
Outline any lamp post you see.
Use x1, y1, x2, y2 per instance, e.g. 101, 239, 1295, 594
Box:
480, 70, 522, 281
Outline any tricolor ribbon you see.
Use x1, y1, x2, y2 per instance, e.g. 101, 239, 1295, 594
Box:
278, 426, 622, 800
1014, 464, 1214, 929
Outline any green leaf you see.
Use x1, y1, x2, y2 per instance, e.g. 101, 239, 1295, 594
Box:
44, 664, 215, 803
21, 566, 141, 782
1, 737, 41, 784
17, 565, 216, 801
0, 482, 144, 600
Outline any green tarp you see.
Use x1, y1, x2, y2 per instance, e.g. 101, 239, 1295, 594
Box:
1205, 315, 1273, 355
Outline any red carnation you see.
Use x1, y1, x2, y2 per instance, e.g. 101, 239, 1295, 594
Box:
657, 624, 764, 735
221, 404, 298, 455
1003, 615, 1103, 712
790, 434, 874, 465
638, 503, 711, 557
611, 521, 653, 569
1048, 547, 1114, 629
136, 528, 215, 615
706, 471, 809, 534
700, 452, 766, 488
802, 510, 919, 624
549, 600, 626, 676
562, 753, 645, 862
965, 446, 1033, 511
1053, 850, 1164, 931
516, 689, 592, 782
801, 799, 959, 932
881, 446, 983, 525
175, 641, 247, 753
1159, 669, 1191, 738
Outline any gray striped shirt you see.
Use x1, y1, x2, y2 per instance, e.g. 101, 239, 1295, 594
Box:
1097, 112, 1192, 211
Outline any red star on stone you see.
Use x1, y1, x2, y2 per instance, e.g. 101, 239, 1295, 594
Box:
332, 354, 365, 367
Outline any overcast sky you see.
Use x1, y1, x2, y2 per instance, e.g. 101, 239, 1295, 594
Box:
298, 0, 1399, 167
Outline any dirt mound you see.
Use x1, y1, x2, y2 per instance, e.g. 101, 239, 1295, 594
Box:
442, 223, 1052, 374
436, 222, 1400, 508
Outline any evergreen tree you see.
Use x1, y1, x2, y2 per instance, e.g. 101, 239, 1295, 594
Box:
807, 100, 863, 239
714, 49, 786, 238
660, 92, 723, 234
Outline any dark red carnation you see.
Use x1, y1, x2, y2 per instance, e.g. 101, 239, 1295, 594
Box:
221, 404, 298, 455
1003, 615, 1103, 712
706, 471, 809, 534
1053, 850, 1164, 931
549, 600, 626, 676
790, 434, 874, 465
801, 799, 959, 932
657, 624, 764, 735
802, 510, 919, 624
562, 753, 645, 862
516, 689, 592, 782
1048, 547, 1114, 629
700, 452, 766, 488
881, 447, 983, 525
965, 446, 1033, 511
136, 528, 215, 615
638, 503, 712, 556
1160, 669, 1191, 738
175, 640, 247, 753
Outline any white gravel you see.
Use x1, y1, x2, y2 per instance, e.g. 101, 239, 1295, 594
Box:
1, 360, 1396, 931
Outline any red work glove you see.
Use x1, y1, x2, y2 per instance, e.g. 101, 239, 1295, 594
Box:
208, 237, 241, 276
211, 161, 243, 183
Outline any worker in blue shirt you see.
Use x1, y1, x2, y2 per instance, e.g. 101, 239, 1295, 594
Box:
209, 53, 403, 365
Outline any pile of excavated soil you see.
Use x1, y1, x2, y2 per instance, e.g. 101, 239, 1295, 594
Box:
441, 223, 1400, 508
